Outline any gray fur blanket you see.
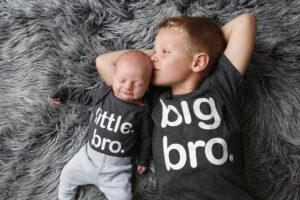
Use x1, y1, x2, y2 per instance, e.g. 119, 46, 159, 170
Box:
1, 0, 300, 200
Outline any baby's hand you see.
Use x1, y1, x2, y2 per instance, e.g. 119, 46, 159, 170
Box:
137, 166, 147, 174
52, 97, 62, 105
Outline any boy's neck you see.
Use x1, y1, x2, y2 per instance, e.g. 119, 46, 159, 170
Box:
171, 86, 198, 95
171, 76, 205, 96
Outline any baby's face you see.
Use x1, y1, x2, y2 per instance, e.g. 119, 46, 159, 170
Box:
112, 61, 150, 104
151, 28, 194, 87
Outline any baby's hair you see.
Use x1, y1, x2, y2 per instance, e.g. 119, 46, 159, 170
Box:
116, 50, 153, 77
158, 16, 225, 74
117, 50, 152, 67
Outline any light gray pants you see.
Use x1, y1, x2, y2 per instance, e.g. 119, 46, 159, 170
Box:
58, 143, 132, 200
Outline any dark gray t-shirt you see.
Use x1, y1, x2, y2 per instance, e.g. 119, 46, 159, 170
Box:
151, 54, 255, 199
54, 84, 152, 166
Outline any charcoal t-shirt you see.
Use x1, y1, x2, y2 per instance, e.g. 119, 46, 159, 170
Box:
151, 54, 255, 199
55, 84, 152, 166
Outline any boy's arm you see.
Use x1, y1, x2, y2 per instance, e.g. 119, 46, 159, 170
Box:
96, 50, 129, 86
221, 13, 256, 76
96, 50, 154, 85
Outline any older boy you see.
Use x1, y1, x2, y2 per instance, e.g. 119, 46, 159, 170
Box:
97, 13, 256, 200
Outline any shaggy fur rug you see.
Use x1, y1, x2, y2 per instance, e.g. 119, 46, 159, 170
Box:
1, 0, 300, 200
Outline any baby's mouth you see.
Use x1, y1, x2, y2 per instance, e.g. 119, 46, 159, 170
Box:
122, 91, 132, 95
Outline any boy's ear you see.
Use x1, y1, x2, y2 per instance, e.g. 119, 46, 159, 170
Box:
191, 53, 209, 73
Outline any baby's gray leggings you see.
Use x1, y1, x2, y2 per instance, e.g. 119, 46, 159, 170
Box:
58, 143, 132, 200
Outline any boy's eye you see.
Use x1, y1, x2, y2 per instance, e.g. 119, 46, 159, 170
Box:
162, 49, 168, 54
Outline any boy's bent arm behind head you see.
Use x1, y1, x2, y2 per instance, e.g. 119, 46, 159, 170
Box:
221, 13, 256, 76
96, 50, 129, 86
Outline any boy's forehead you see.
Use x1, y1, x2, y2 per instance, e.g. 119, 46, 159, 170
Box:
155, 28, 186, 47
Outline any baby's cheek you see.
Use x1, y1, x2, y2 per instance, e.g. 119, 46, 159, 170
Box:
136, 89, 144, 97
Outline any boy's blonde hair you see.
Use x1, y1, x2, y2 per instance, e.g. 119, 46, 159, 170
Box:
158, 16, 225, 74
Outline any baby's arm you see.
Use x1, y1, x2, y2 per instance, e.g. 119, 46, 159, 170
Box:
50, 87, 100, 106
221, 13, 256, 76
136, 108, 153, 174
96, 50, 154, 85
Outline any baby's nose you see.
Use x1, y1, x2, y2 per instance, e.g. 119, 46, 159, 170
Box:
124, 82, 133, 89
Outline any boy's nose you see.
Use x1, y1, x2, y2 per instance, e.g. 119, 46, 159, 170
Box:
151, 54, 157, 62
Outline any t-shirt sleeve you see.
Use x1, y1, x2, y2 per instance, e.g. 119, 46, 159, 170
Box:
146, 85, 169, 110
51, 84, 111, 106
136, 106, 152, 167
211, 54, 245, 99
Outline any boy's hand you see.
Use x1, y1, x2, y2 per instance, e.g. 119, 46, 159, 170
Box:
52, 97, 62, 105
137, 166, 147, 174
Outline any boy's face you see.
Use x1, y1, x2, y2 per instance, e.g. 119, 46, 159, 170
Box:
112, 60, 150, 104
151, 28, 194, 87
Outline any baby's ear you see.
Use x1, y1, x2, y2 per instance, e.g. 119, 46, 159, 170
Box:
191, 52, 209, 73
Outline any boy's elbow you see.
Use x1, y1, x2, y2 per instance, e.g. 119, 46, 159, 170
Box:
96, 55, 107, 75
95, 55, 102, 71
242, 13, 256, 30
242, 13, 255, 21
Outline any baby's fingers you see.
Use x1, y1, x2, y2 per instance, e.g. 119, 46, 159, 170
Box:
137, 166, 147, 174
52, 97, 62, 104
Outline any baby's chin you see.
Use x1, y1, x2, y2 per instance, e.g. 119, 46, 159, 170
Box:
117, 93, 131, 101
115, 92, 136, 102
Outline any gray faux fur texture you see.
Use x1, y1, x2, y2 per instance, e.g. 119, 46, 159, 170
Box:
0, 0, 300, 200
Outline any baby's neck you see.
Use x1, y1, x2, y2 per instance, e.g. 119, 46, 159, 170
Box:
112, 91, 144, 106
128, 99, 144, 106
